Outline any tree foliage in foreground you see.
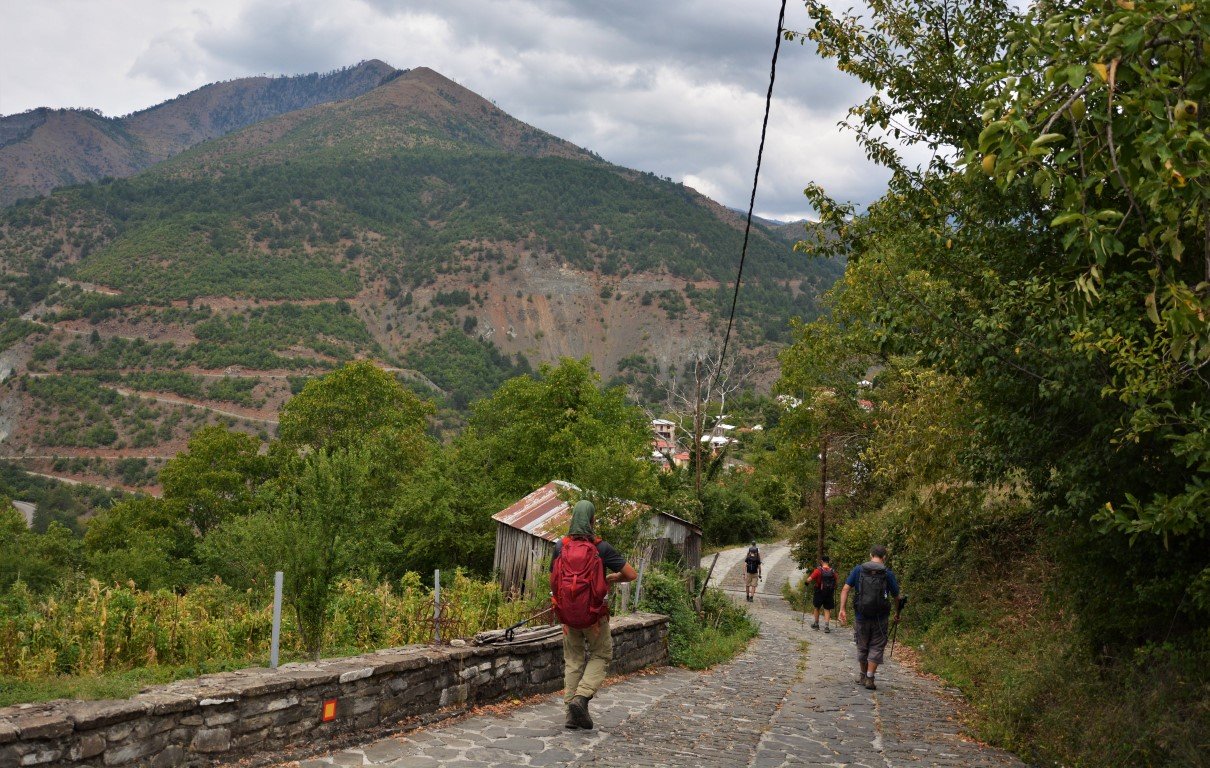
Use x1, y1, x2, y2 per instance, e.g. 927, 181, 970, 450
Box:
786, 0, 1207, 762
794, 0, 1207, 591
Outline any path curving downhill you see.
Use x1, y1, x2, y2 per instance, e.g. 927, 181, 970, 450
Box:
284, 543, 1023, 768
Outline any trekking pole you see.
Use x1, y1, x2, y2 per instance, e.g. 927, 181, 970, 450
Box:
888, 595, 908, 659
502, 606, 555, 642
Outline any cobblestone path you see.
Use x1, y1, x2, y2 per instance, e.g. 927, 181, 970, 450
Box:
287, 545, 1024, 767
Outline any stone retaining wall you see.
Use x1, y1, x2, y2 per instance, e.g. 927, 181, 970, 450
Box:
0, 612, 668, 767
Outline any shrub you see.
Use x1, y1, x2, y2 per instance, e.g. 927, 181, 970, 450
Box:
637, 565, 756, 669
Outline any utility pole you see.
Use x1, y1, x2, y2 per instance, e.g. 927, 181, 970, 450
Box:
693, 357, 704, 496
817, 435, 828, 564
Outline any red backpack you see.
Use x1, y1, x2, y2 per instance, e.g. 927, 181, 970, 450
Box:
551, 536, 610, 629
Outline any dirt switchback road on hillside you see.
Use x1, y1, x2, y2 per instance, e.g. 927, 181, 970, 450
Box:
283, 543, 1024, 767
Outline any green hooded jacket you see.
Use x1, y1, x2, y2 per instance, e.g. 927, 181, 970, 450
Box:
568, 500, 595, 537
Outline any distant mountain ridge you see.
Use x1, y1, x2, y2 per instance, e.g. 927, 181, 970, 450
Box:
0, 62, 842, 491
0, 60, 399, 206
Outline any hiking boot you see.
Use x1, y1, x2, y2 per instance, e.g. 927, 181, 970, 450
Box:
863, 675, 877, 691
811, 621, 819, 630
569, 695, 593, 730
564, 704, 580, 729
823, 625, 831, 633
856, 674, 868, 687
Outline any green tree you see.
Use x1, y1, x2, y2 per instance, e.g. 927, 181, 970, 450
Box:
278, 360, 433, 451
976, 0, 1209, 539
159, 425, 271, 536
697, 483, 771, 546
464, 357, 660, 504
389, 443, 500, 577
0, 502, 62, 592
83, 497, 197, 589
276, 361, 434, 504
204, 448, 378, 658
793, 0, 1208, 625
776, 320, 872, 563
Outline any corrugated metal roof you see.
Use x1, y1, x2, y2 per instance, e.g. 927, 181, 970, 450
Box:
491, 480, 577, 543
655, 510, 702, 535
494, 480, 694, 544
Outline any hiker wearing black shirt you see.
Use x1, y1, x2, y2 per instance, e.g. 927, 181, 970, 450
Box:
805, 555, 838, 632
837, 545, 901, 690
743, 543, 762, 602
550, 500, 637, 730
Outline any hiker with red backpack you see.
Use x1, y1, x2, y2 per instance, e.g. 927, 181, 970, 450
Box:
837, 544, 901, 690
805, 555, 838, 633
550, 499, 638, 730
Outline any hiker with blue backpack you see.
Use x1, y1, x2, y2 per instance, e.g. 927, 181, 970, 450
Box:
837, 544, 901, 690
550, 500, 638, 730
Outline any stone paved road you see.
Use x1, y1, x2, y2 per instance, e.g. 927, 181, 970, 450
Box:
286, 544, 1023, 767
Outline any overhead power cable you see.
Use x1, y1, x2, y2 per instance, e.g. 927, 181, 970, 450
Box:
714, 0, 788, 382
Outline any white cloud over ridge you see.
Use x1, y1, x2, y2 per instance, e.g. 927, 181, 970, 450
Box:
0, 0, 891, 218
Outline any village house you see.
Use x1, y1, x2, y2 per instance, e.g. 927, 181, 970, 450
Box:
650, 418, 676, 444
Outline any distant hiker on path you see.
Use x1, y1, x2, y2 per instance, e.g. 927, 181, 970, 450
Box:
551, 500, 638, 730
838, 544, 901, 690
805, 555, 837, 632
744, 542, 763, 602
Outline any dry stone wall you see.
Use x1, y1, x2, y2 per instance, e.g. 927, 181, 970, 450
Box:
0, 612, 668, 767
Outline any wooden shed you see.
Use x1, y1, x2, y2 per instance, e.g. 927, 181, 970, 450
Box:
636, 511, 702, 571
491, 481, 575, 595
492, 481, 704, 594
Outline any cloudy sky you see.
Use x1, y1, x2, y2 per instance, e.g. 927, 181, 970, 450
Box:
0, 0, 893, 220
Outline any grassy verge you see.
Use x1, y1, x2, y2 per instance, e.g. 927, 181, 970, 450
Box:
826, 489, 1209, 767
638, 566, 758, 669
903, 575, 1208, 767
782, 578, 812, 615
0, 662, 249, 708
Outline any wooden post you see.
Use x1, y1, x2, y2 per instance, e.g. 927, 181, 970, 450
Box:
695, 552, 720, 611
634, 559, 647, 606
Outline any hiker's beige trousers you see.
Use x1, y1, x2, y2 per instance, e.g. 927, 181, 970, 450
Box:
562, 616, 612, 702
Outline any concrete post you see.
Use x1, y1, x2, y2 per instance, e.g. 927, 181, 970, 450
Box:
270, 571, 283, 669
434, 569, 441, 644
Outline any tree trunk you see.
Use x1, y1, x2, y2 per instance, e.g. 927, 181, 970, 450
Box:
817, 436, 828, 564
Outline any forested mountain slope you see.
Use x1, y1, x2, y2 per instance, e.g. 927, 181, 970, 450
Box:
0, 60, 398, 207
0, 64, 841, 491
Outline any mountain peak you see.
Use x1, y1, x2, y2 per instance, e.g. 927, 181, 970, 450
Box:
155, 63, 594, 168
0, 61, 402, 206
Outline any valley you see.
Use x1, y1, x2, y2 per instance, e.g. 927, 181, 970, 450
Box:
0, 64, 840, 492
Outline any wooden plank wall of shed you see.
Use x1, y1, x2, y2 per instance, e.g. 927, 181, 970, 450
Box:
640, 516, 703, 570
493, 524, 554, 595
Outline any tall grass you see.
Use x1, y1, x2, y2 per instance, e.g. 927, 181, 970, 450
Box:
0, 572, 545, 686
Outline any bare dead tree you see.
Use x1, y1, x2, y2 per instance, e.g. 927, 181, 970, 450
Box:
652, 346, 755, 497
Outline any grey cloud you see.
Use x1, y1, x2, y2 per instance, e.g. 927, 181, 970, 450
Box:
129, 28, 210, 91
117, 0, 887, 216
194, 1, 358, 76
